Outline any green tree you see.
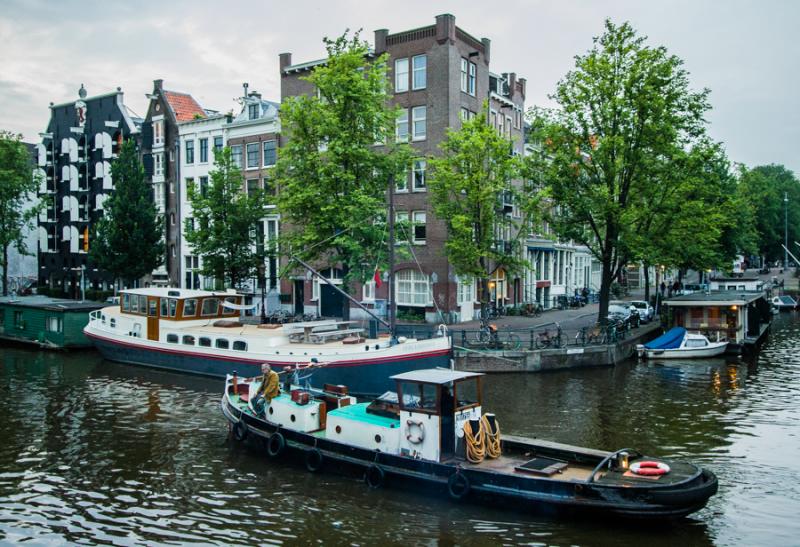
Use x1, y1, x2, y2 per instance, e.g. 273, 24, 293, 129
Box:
526, 20, 711, 321
185, 147, 268, 289
0, 131, 40, 296
275, 31, 410, 317
428, 107, 536, 318
90, 140, 163, 287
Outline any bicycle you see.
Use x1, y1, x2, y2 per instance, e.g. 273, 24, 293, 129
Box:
475, 322, 521, 350
523, 303, 543, 318
535, 323, 563, 349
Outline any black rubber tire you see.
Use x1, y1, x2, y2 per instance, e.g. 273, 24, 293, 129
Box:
267, 432, 285, 457
232, 420, 248, 442
365, 464, 385, 489
305, 448, 323, 473
447, 472, 470, 500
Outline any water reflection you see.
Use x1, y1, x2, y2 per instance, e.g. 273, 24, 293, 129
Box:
0, 313, 798, 545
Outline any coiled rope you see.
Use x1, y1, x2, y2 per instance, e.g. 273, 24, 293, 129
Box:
463, 415, 502, 463
482, 415, 502, 459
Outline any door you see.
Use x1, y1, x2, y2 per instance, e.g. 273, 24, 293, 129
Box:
440, 385, 455, 458
320, 284, 343, 318
293, 280, 304, 316
147, 297, 159, 341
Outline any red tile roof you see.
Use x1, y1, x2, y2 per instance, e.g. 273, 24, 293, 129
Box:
163, 91, 205, 122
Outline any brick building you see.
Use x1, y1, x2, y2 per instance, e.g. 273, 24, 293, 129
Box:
279, 13, 526, 322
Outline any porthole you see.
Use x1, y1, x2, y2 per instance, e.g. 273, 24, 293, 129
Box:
374, 434, 382, 444
290, 414, 296, 422
268, 407, 274, 415
335, 425, 342, 434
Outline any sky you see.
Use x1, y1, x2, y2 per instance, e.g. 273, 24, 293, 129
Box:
1, 0, 798, 174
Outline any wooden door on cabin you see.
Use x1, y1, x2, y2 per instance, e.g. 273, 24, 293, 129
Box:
147, 297, 159, 341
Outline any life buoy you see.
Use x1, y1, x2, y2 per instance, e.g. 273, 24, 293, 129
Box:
267, 432, 285, 457
447, 472, 470, 500
630, 460, 670, 476
365, 464, 385, 489
305, 448, 323, 473
232, 420, 248, 442
406, 419, 425, 444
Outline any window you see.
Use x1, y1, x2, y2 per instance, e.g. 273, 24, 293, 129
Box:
199, 176, 208, 198
231, 145, 243, 168
396, 269, 430, 306
396, 110, 409, 142
199, 337, 211, 347
183, 299, 197, 317
154, 153, 164, 177
247, 179, 259, 196
199, 138, 208, 163
394, 58, 409, 92
412, 159, 426, 191
182, 335, 196, 345
460, 58, 468, 93
47, 316, 62, 333
468, 62, 476, 96
201, 298, 219, 316
506, 116, 513, 138
185, 140, 194, 164
248, 103, 259, 120
395, 211, 410, 243
153, 119, 164, 146
139, 295, 147, 314
398, 381, 438, 413
412, 211, 426, 244
233, 341, 247, 351
396, 171, 408, 192
166, 334, 179, 343
497, 114, 504, 135
168, 299, 177, 317
411, 106, 426, 140
362, 279, 376, 301
457, 277, 475, 304
216, 338, 229, 349
213, 136, 223, 151
263, 140, 277, 167
184, 177, 194, 198
246, 143, 259, 169
412, 55, 426, 90
170, 212, 175, 226
148, 299, 158, 317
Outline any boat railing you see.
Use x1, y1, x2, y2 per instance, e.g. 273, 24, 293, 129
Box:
586, 448, 640, 484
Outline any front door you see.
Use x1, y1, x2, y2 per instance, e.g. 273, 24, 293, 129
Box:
320, 284, 343, 318
440, 385, 455, 458
294, 280, 304, 316
147, 297, 159, 341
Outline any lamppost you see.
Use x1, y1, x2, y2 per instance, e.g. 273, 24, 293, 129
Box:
785, 192, 789, 270
258, 263, 266, 324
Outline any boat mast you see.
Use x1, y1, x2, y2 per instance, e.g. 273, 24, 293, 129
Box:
388, 174, 396, 339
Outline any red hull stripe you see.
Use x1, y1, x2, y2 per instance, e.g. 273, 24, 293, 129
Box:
84, 330, 451, 368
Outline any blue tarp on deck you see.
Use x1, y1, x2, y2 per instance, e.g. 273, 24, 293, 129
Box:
644, 327, 686, 350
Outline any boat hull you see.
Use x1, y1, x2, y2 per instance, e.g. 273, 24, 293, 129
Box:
642, 342, 729, 359
86, 330, 450, 396
221, 396, 718, 520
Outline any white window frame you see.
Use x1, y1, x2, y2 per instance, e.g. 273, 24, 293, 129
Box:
153, 118, 164, 147
246, 142, 259, 170
199, 137, 208, 163
231, 145, 243, 168
394, 58, 409, 93
395, 170, 408, 193
154, 152, 164, 177
412, 159, 426, 192
412, 211, 426, 244
411, 106, 426, 141
185, 140, 194, 164
457, 277, 477, 304
412, 55, 426, 90
468, 62, 476, 96
263, 140, 277, 167
396, 109, 409, 142
460, 58, 468, 93
396, 269, 431, 307
363, 280, 376, 302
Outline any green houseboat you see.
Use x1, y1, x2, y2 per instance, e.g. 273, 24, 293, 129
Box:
0, 296, 105, 349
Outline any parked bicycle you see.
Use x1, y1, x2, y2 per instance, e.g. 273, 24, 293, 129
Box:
576, 323, 604, 346
475, 322, 521, 350
535, 323, 563, 349
522, 302, 543, 317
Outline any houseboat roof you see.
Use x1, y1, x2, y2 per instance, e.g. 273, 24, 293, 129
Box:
665, 290, 765, 306
710, 277, 762, 282
391, 368, 483, 385
0, 295, 105, 312
121, 288, 241, 299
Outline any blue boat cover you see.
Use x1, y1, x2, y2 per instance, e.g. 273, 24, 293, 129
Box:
644, 327, 686, 350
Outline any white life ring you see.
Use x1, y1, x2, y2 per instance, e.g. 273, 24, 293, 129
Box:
406, 419, 425, 444
630, 460, 671, 476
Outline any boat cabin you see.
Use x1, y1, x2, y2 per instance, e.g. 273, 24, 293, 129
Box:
708, 277, 765, 292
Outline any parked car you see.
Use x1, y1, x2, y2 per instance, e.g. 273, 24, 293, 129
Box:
608, 304, 639, 328
628, 300, 654, 323
681, 284, 706, 295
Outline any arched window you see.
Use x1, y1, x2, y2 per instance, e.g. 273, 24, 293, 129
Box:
395, 269, 431, 306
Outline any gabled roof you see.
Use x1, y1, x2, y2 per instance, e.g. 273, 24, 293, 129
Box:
163, 91, 206, 122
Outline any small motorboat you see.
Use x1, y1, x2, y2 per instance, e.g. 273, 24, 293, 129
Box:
221, 365, 718, 520
772, 295, 798, 311
637, 327, 728, 359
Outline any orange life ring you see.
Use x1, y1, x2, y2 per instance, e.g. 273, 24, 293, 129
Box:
630, 460, 670, 476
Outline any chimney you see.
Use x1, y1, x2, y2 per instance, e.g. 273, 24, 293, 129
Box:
374, 29, 388, 55
481, 38, 491, 64
153, 79, 163, 92
518, 77, 526, 100
243, 82, 249, 98
279, 52, 292, 72
435, 13, 456, 44
508, 73, 516, 98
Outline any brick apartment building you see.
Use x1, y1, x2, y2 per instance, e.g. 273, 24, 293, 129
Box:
279, 13, 526, 322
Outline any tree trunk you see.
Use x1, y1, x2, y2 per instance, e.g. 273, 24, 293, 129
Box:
2, 244, 7, 296
643, 262, 651, 303
598, 260, 613, 325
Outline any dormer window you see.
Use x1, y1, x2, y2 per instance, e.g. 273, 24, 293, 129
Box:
248, 104, 259, 120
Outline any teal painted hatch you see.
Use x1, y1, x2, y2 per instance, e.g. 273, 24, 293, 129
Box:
328, 402, 399, 428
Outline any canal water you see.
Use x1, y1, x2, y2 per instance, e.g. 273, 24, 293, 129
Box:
0, 314, 798, 546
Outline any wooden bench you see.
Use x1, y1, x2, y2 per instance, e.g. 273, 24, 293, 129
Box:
310, 328, 365, 344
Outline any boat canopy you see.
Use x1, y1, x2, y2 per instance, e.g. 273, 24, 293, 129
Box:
644, 327, 686, 350
221, 301, 257, 311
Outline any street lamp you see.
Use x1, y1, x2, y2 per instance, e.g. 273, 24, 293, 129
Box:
258, 263, 266, 324
785, 192, 789, 270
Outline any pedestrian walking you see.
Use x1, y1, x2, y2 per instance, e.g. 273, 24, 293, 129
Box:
660, 281, 666, 297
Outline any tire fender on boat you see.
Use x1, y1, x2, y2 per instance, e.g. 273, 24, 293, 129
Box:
305, 448, 323, 473
267, 432, 285, 457
365, 464, 385, 489
232, 420, 248, 442
447, 472, 470, 500
406, 419, 425, 444
631, 460, 670, 476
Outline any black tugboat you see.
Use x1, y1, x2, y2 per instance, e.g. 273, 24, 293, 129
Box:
221, 367, 718, 520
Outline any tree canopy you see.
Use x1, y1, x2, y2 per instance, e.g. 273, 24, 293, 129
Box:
89, 139, 163, 287
184, 147, 269, 289
0, 131, 40, 296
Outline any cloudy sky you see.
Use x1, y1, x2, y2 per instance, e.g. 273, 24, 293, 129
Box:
2, 0, 797, 174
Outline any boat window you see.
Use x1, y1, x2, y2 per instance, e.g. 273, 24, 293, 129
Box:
398, 381, 439, 414
138, 296, 147, 315
201, 298, 219, 316
182, 335, 196, 345
148, 299, 158, 317
101, 314, 106, 324
685, 338, 708, 348
130, 295, 139, 313
160, 298, 168, 317
122, 294, 130, 312
199, 337, 211, 347
454, 377, 480, 410
168, 298, 177, 317
223, 296, 238, 316
232, 341, 247, 351
216, 338, 229, 349
166, 333, 179, 343
183, 299, 197, 317
110, 318, 116, 328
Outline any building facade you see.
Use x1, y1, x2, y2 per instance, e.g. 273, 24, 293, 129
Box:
36, 85, 139, 296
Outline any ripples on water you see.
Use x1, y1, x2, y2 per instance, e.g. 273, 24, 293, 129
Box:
0, 314, 798, 545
